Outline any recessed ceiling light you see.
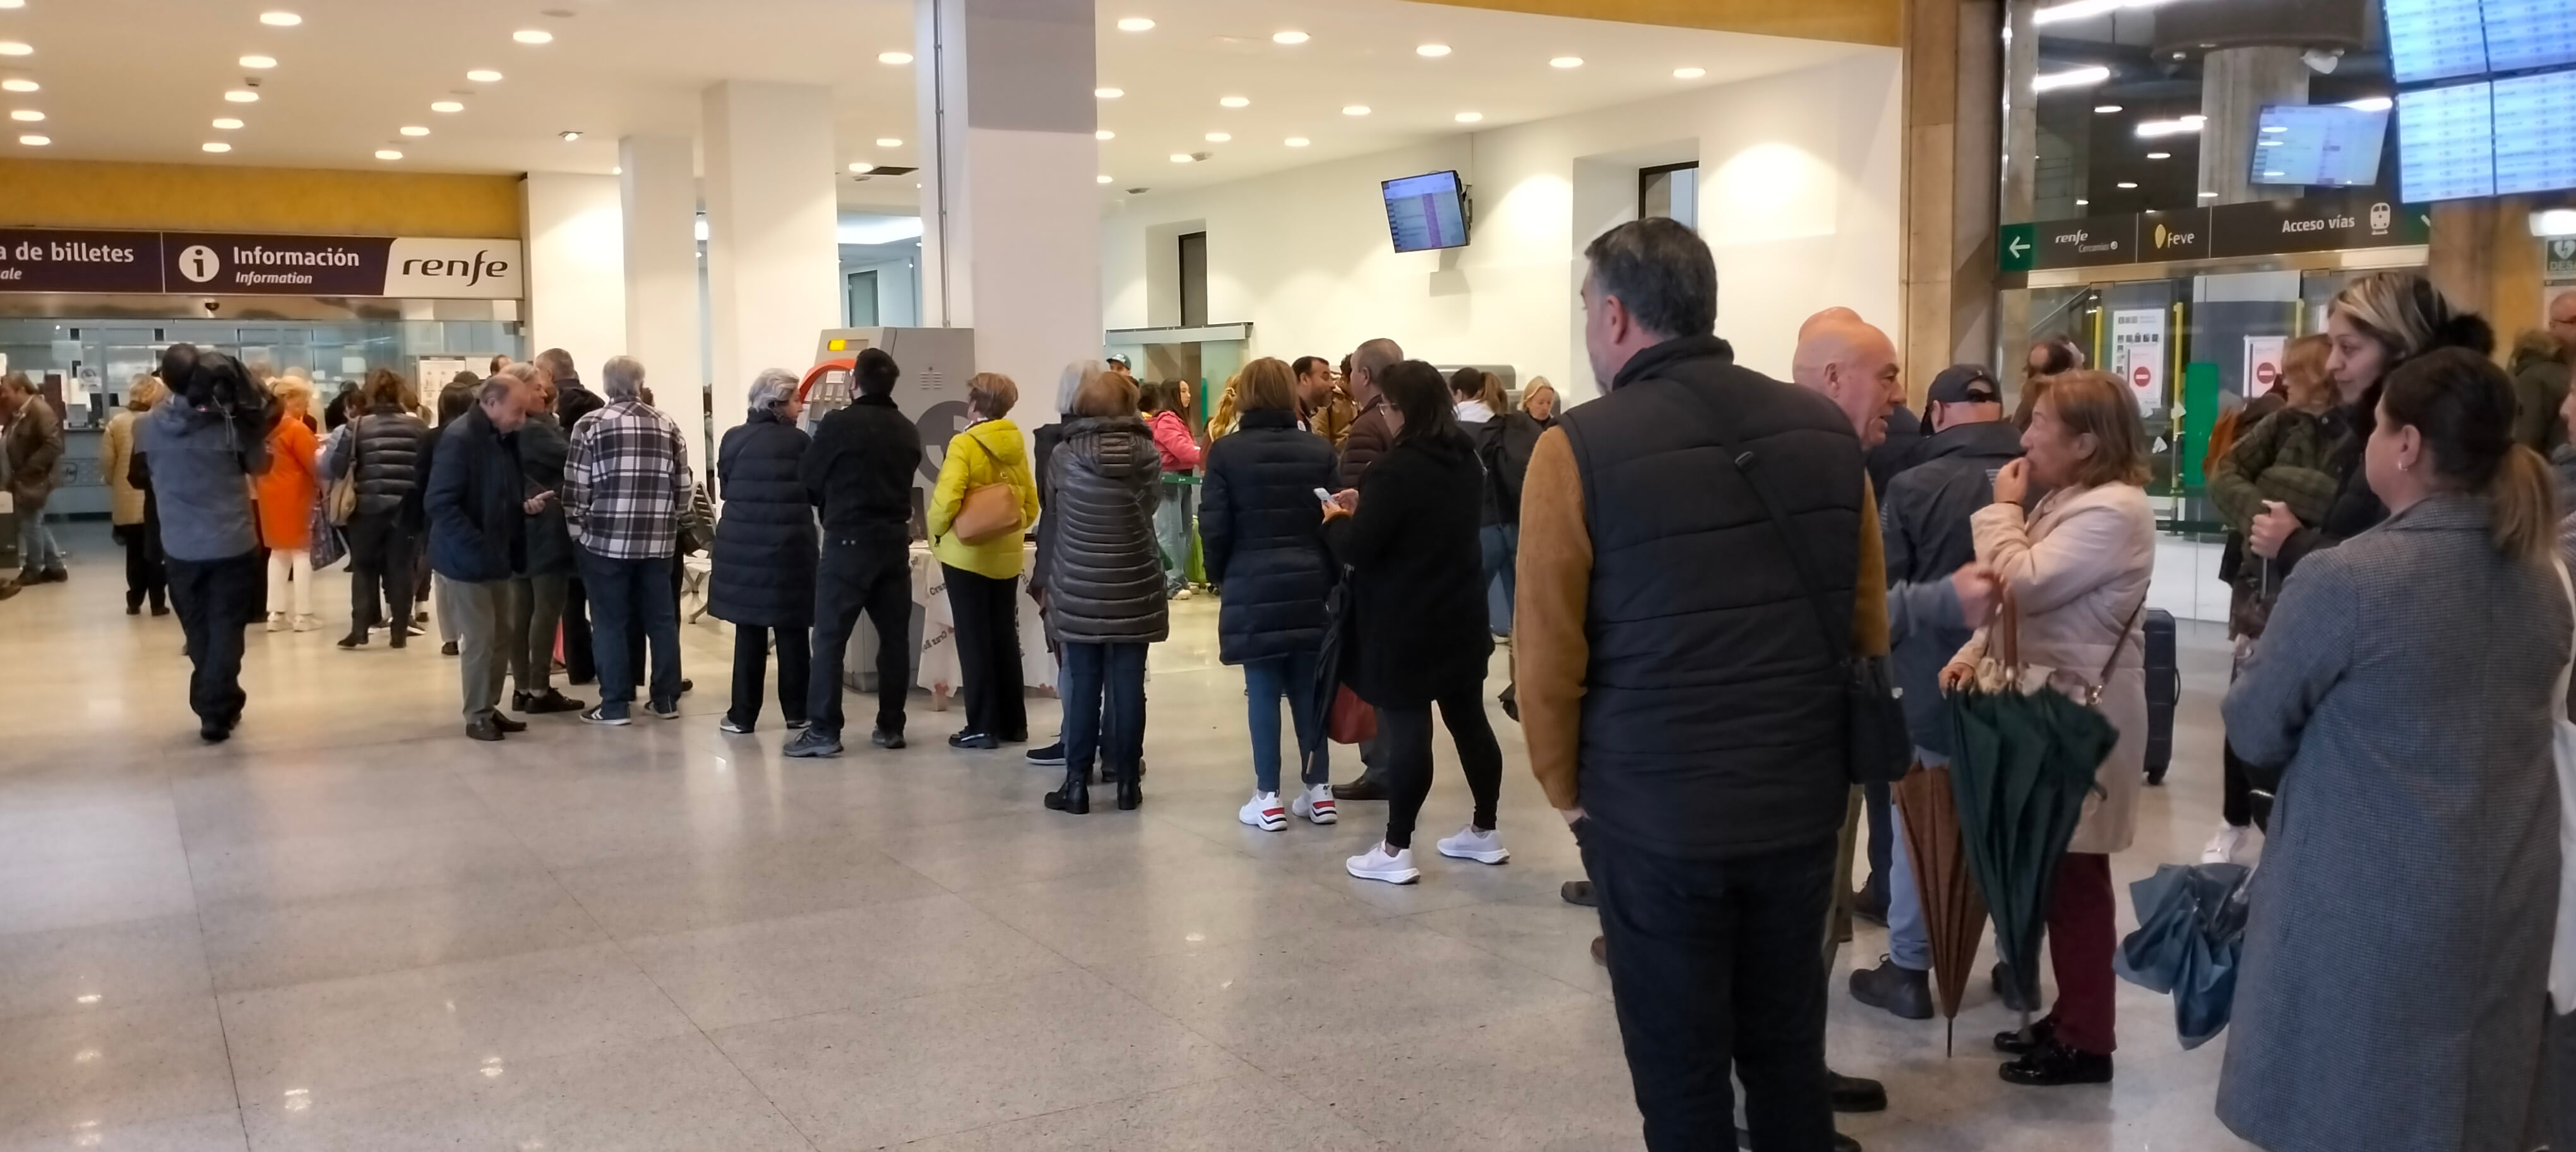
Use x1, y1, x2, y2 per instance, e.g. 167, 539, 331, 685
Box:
2032, 64, 2110, 91
1115, 16, 1154, 32
16, 133, 45, 145
2145, 151, 2169, 159
1097, 174, 1113, 183
1095, 87, 1123, 99
2094, 104, 2122, 113
2116, 181, 2138, 189
376, 149, 403, 160
2075, 198, 2089, 205
1272, 30, 1308, 44
201, 141, 230, 153
224, 89, 258, 103
611, 165, 621, 174
431, 100, 463, 112
466, 69, 503, 83
1, 80, 36, 93
212, 117, 243, 129
400, 125, 429, 136
878, 51, 912, 64
1342, 105, 1369, 116
0, 43, 30, 57
1455, 111, 1482, 123
1169, 153, 1193, 163
239, 55, 277, 69
1095, 129, 1114, 140
1550, 56, 1583, 68
1205, 131, 1230, 142
0, 1, 21, 8
1416, 44, 1450, 57
1673, 66, 1705, 79
558, 129, 581, 141
1219, 95, 1249, 108
2198, 190, 2218, 198
8, 109, 38, 122
1285, 136, 1309, 147
513, 29, 552, 44
259, 11, 301, 27
871, 137, 898, 148
848, 162, 874, 173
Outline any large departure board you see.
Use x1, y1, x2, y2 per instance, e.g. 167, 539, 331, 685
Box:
2388, 0, 2493, 83
2484, 0, 2576, 73
2492, 71, 2576, 194
2398, 83, 2496, 201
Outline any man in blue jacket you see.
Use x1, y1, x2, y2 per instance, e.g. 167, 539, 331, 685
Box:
426, 372, 540, 741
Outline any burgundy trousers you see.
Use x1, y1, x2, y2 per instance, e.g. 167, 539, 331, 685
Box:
2046, 852, 2118, 1054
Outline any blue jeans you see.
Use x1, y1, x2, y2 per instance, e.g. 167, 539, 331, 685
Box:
1481, 523, 1515, 635
1886, 749, 1940, 972
16, 501, 61, 573
1243, 651, 1327, 793
1155, 480, 1191, 592
576, 547, 679, 714
1061, 641, 1147, 781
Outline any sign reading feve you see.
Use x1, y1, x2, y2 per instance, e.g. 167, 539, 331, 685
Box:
0, 228, 520, 299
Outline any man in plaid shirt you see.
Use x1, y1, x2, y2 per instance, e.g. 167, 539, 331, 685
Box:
563, 354, 695, 724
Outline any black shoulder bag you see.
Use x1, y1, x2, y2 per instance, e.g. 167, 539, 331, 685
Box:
1673, 383, 1913, 786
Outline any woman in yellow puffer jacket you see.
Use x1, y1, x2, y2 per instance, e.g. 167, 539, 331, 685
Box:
926, 372, 1042, 748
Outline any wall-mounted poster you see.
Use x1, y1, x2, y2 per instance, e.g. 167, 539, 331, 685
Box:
2243, 335, 2287, 399
2112, 308, 2168, 414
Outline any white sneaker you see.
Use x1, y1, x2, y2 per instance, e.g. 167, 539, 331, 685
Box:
1436, 825, 1510, 865
265, 612, 285, 633
1238, 791, 1286, 831
2202, 825, 2255, 866
292, 613, 318, 633
1345, 843, 1420, 885
1172, 587, 1195, 601
1290, 783, 1337, 825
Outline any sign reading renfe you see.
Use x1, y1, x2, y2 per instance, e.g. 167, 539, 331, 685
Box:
0, 229, 522, 299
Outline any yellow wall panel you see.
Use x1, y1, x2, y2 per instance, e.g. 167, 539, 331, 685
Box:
0, 159, 522, 238
1411, 0, 1899, 47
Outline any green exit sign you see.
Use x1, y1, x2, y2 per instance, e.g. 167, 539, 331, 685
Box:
2000, 223, 2037, 273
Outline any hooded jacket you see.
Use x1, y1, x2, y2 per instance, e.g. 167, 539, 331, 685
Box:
1034, 415, 1167, 644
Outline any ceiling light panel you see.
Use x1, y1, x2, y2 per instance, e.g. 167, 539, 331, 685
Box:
1095, 87, 1122, 99
1455, 111, 1482, 123
1097, 174, 1112, 183
878, 51, 912, 64
431, 100, 463, 112
1, 80, 36, 93
16, 133, 45, 145
224, 89, 258, 102
7, 109, 37, 121
848, 162, 874, 172
1116, 16, 1154, 31
1095, 129, 1114, 140
1205, 132, 1229, 142
0, 43, 30, 57
400, 125, 429, 136
201, 141, 230, 152
259, 11, 301, 27
376, 149, 402, 160
1284, 136, 1309, 147
239, 55, 277, 69
1342, 105, 1369, 116
1673, 67, 1705, 79
513, 29, 553, 44
876, 136, 901, 147
1272, 31, 1308, 45
466, 69, 503, 82
1550, 56, 1583, 68
212, 117, 242, 129
1219, 95, 1249, 108
1416, 44, 1450, 57
2032, 65, 2110, 91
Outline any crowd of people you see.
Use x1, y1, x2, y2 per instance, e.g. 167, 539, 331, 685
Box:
15, 217, 2574, 1151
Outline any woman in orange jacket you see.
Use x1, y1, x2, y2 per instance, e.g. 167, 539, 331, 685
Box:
255, 375, 324, 631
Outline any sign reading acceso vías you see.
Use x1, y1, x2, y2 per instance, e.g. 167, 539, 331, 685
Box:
0, 229, 522, 299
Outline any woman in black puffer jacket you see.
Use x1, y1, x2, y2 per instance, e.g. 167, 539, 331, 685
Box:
1200, 356, 1340, 831
1030, 362, 1164, 814
710, 369, 818, 733
325, 368, 431, 648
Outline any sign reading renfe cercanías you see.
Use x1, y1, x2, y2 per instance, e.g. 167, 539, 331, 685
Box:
0, 229, 522, 299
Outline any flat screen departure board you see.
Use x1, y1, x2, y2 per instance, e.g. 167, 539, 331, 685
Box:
2388, 0, 2494, 83
2492, 71, 2576, 194
2398, 82, 2496, 201
2484, 0, 2576, 73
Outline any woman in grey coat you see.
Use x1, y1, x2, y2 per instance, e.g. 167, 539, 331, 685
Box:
2218, 347, 2568, 1152
1030, 362, 1164, 815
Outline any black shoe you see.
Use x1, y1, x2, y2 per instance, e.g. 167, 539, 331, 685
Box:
521, 689, 585, 714
1849, 957, 1934, 1021
677, 678, 693, 695
200, 717, 230, 743
871, 727, 905, 749
125, 602, 140, 615
1736, 1131, 1863, 1152
569, 674, 596, 687
1993, 961, 2037, 1013
783, 729, 842, 758
466, 717, 504, 742
1590, 935, 1607, 968
1114, 772, 1143, 811
1332, 772, 1388, 802
1999, 1038, 2113, 1086
785, 717, 811, 731
1995, 1017, 2057, 1057
34, 567, 67, 584
489, 713, 527, 734
948, 729, 998, 750
1025, 741, 1066, 766
1043, 765, 1090, 814
337, 632, 367, 649
1561, 880, 1597, 908
1498, 685, 1518, 723
1851, 885, 1888, 928
1828, 1071, 1886, 1114
718, 716, 754, 735
388, 631, 408, 650
150, 603, 170, 616
440, 640, 459, 656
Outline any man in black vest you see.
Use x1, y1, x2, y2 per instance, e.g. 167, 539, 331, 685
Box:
1517, 217, 1886, 1152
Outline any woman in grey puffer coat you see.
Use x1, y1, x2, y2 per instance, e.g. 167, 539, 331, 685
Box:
1030, 363, 1164, 815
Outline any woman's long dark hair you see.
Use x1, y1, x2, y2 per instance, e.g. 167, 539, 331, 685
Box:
2380, 347, 2555, 560
1380, 359, 1460, 447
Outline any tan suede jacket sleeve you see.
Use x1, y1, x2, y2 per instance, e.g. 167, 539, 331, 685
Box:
1515, 433, 1889, 812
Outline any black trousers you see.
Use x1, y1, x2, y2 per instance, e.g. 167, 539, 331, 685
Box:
624, 556, 687, 687
1377, 683, 1504, 850
727, 626, 812, 727
117, 524, 166, 611
942, 564, 1025, 740
1582, 830, 1837, 1152
562, 575, 597, 683
809, 539, 913, 738
166, 551, 263, 725
345, 510, 415, 633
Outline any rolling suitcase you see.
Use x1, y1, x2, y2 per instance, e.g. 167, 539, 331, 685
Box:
2142, 608, 2179, 785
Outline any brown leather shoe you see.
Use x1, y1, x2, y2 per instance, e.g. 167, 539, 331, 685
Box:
1590, 935, 1607, 967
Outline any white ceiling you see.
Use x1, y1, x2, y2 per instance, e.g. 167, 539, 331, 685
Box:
0, 0, 1863, 212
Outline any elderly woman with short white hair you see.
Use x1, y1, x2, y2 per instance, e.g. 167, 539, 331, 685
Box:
708, 368, 818, 733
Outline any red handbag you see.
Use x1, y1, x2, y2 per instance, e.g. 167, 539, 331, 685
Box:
1327, 684, 1377, 745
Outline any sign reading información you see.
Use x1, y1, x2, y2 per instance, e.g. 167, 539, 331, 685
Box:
0, 229, 522, 299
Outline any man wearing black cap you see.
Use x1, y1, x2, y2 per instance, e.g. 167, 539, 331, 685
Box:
1848, 363, 2017, 1020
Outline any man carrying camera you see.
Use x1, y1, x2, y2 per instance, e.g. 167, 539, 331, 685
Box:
141, 344, 277, 742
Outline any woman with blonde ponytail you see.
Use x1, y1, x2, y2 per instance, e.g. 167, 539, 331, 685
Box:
2215, 345, 2569, 1152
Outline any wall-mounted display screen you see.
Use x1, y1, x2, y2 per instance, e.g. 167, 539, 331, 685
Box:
2250, 104, 2389, 188
2388, 0, 2495, 83
2399, 82, 2496, 201
2484, 0, 2576, 73
1382, 171, 1469, 253
2492, 70, 2576, 193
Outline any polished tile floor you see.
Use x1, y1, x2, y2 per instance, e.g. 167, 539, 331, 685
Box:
0, 524, 2258, 1151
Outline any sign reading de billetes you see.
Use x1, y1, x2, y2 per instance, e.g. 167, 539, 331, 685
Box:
0, 229, 522, 299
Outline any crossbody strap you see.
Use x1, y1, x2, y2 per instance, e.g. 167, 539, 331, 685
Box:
1663, 380, 1852, 664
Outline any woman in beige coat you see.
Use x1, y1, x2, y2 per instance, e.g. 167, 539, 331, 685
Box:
1943, 369, 2155, 1088
102, 375, 166, 615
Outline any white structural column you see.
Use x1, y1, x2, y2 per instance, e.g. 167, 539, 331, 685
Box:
520, 173, 626, 369
702, 82, 841, 451
916, 0, 1101, 411
619, 133, 708, 461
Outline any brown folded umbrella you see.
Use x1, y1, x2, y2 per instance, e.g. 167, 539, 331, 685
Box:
1896, 760, 1989, 1055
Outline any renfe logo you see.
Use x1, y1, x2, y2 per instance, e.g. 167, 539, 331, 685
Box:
400, 249, 511, 287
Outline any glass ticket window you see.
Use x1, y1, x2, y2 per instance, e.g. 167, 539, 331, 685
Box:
0, 317, 517, 426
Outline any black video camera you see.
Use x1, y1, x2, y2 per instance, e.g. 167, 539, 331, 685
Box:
160, 343, 278, 447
